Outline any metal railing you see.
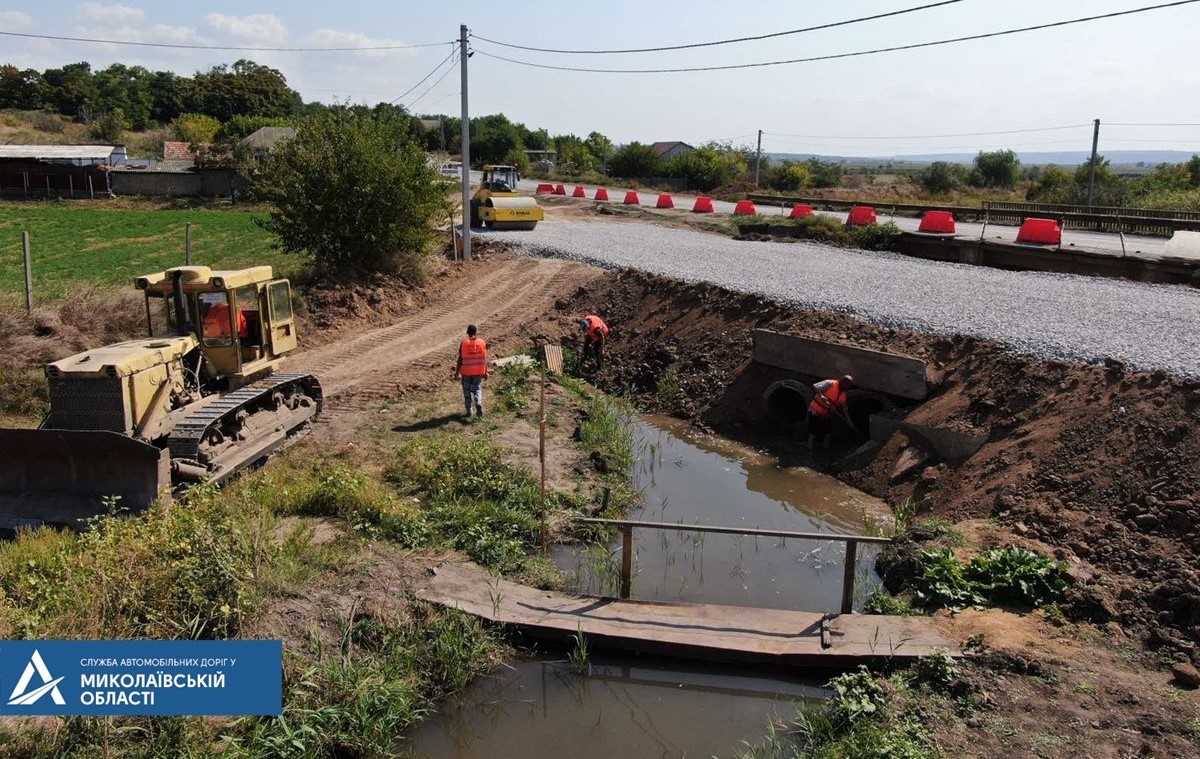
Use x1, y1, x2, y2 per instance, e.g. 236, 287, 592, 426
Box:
574, 517, 892, 615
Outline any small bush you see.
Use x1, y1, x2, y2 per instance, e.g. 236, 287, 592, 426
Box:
863, 591, 914, 616
966, 547, 1068, 608
492, 361, 535, 413
848, 221, 902, 251
30, 111, 65, 134
910, 547, 984, 611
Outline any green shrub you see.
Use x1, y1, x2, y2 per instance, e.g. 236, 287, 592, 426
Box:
492, 361, 535, 413
863, 591, 914, 616
966, 547, 1068, 608
848, 221, 902, 251
910, 548, 984, 611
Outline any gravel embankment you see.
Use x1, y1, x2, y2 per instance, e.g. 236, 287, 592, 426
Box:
482, 220, 1200, 377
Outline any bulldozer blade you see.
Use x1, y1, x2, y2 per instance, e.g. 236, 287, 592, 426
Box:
0, 429, 170, 530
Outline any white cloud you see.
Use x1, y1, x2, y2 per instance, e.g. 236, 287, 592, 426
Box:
305, 28, 418, 58
204, 13, 287, 43
0, 11, 33, 30
76, 3, 145, 25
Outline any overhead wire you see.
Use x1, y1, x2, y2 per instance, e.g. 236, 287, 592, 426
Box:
0, 29, 453, 52
390, 46, 458, 104
764, 125, 1091, 141
470, 1, 1200, 74
405, 53, 460, 110
470, 0, 968, 54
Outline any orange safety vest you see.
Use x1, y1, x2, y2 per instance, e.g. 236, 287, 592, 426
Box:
809, 380, 848, 418
458, 337, 488, 377
583, 314, 609, 342
203, 303, 247, 339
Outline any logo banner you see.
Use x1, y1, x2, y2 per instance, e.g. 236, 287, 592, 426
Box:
0, 640, 282, 716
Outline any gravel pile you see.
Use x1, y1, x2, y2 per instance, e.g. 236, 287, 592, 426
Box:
482, 220, 1200, 377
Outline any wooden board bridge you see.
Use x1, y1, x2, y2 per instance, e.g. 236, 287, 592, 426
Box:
416, 562, 957, 669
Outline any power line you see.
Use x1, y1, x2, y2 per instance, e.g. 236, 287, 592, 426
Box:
470, 0, 968, 54
1107, 122, 1200, 127
391, 47, 458, 104
405, 54, 460, 110
0, 29, 452, 52
472, 1, 1200, 74
764, 124, 1090, 141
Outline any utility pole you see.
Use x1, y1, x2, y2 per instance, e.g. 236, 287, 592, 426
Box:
459, 24, 472, 262
1087, 118, 1100, 207
754, 129, 763, 188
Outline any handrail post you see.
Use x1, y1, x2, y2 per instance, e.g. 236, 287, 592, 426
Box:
620, 524, 633, 599
840, 540, 858, 615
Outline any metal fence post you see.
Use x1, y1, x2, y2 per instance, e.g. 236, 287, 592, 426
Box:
840, 540, 858, 615
22, 232, 33, 314
185, 223, 192, 265
620, 525, 633, 599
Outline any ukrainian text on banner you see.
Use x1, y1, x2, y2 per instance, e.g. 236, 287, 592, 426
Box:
0, 640, 281, 716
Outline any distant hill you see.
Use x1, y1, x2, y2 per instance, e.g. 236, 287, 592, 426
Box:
767, 150, 1198, 167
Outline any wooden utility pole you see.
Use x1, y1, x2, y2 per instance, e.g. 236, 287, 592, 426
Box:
459, 24, 472, 262
539, 362, 548, 553
754, 129, 763, 188
1086, 118, 1100, 207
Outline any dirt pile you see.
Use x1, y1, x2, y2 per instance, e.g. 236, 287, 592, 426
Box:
526, 268, 1200, 661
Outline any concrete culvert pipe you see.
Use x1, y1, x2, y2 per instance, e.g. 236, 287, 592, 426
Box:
762, 380, 812, 426
846, 392, 895, 436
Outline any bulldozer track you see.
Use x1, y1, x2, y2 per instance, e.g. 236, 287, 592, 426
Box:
294, 258, 594, 418
167, 373, 323, 461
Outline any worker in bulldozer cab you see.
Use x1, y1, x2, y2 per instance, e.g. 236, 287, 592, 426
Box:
200, 292, 250, 345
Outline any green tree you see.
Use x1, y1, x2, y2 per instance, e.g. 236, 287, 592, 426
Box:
216, 114, 293, 142
971, 149, 1021, 189
769, 161, 812, 192
255, 110, 446, 279
171, 113, 221, 144
0, 65, 47, 109
42, 62, 95, 119
186, 59, 301, 121
470, 113, 522, 166
89, 107, 129, 142
608, 142, 661, 177
584, 131, 613, 170
663, 145, 737, 191
807, 158, 844, 188
918, 161, 968, 194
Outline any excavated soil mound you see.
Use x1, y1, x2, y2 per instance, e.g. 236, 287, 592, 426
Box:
523, 268, 1200, 661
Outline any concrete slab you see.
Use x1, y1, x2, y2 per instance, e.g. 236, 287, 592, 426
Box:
752, 330, 928, 400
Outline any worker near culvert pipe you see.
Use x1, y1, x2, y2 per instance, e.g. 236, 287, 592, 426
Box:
454, 324, 488, 421
580, 314, 609, 371
807, 374, 854, 451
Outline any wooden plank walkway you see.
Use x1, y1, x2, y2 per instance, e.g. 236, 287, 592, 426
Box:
416, 563, 957, 668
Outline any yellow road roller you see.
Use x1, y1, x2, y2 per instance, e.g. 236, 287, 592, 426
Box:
470, 165, 544, 231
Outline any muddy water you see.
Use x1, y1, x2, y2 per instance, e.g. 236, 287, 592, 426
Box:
559, 415, 890, 612
404, 657, 822, 759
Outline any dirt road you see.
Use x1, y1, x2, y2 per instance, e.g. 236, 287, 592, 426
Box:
294, 256, 599, 414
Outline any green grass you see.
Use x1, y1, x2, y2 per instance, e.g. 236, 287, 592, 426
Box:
0, 204, 289, 303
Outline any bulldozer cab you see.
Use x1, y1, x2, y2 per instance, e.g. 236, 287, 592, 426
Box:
480, 165, 520, 195
138, 265, 297, 386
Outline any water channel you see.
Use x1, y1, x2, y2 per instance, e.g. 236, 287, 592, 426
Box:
406, 416, 892, 759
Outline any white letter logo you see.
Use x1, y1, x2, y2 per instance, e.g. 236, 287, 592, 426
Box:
7, 650, 66, 706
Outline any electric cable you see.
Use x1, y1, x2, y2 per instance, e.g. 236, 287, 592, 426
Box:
471, 1, 1200, 74
470, 0, 968, 54
390, 46, 458, 104
405, 54, 460, 110
0, 29, 452, 52
764, 125, 1090, 141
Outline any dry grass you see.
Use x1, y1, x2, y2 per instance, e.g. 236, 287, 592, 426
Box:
0, 289, 147, 420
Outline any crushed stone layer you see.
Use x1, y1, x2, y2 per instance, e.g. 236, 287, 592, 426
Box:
482, 221, 1200, 377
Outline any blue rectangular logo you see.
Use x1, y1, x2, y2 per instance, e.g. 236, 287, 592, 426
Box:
0, 640, 281, 716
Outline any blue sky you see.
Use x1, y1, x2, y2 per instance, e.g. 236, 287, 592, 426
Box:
2, 0, 1199, 156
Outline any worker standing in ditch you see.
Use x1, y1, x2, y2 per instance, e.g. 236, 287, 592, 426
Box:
454, 324, 488, 421
580, 314, 609, 371
807, 374, 854, 451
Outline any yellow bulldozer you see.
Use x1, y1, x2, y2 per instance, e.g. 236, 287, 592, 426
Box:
469, 164, 544, 231
0, 265, 322, 530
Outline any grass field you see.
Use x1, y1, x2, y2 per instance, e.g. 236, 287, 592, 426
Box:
0, 203, 291, 303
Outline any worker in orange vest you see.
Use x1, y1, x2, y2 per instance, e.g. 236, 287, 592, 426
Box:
807, 374, 853, 451
453, 324, 488, 420
202, 302, 248, 341
579, 314, 609, 371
